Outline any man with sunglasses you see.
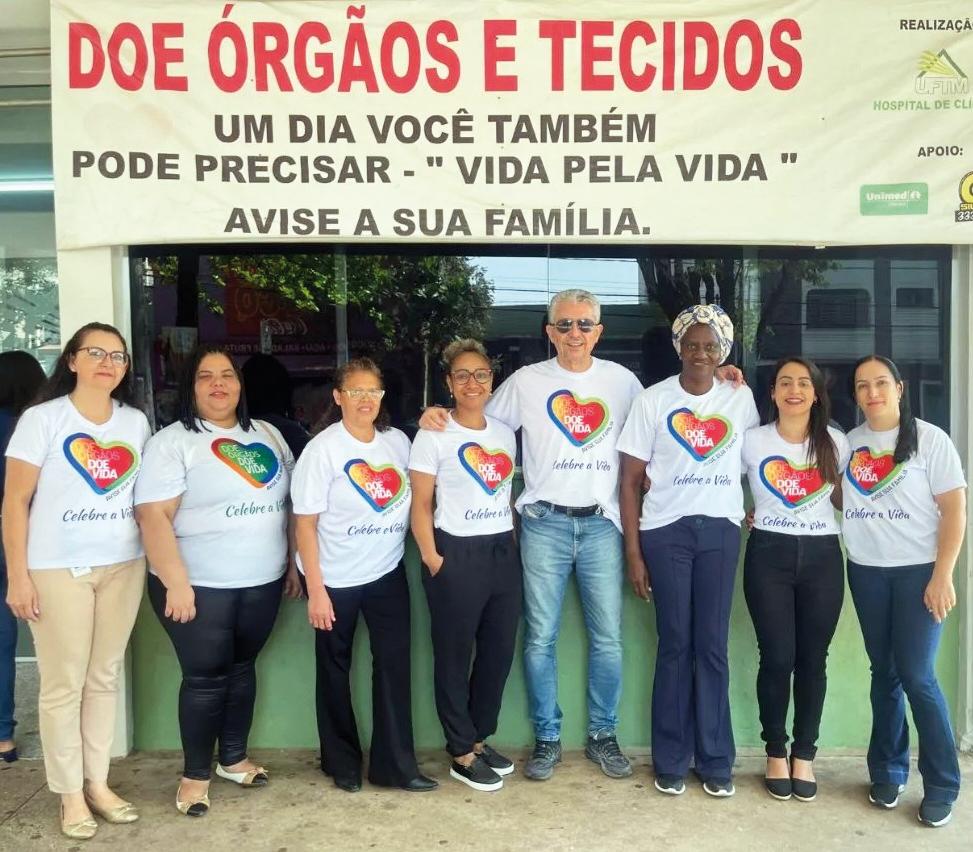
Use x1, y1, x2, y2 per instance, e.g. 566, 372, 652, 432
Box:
422, 289, 642, 781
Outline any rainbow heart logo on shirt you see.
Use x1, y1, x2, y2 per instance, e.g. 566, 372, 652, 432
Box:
667, 409, 732, 461
63, 433, 138, 495
458, 442, 515, 496
344, 459, 406, 512
547, 390, 609, 446
845, 447, 902, 496
211, 439, 279, 488
759, 456, 828, 508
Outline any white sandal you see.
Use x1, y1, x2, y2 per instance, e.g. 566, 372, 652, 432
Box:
215, 763, 269, 787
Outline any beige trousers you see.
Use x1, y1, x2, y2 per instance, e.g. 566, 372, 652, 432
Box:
28, 558, 145, 793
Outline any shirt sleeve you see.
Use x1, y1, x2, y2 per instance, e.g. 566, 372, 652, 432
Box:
485, 373, 522, 431
923, 424, 967, 496
261, 421, 296, 474
833, 429, 852, 472
134, 430, 188, 505
290, 437, 334, 515
740, 428, 756, 474
408, 429, 440, 476
742, 387, 761, 431
3, 405, 51, 468
616, 392, 655, 462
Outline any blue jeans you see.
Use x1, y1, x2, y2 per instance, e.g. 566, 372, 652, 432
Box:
0, 567, 16, 742
520, 504, 624, 741
642, 516, 740, 781
848, 561, 960, 804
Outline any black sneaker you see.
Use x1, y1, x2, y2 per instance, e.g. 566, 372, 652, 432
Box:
523, 739, 562, 781
918, 799, 953, 827
584, 733, 633, 779
449, 756, 503, 792
703, 778, 735, 798
478, 744, 514, 777
654, 774, 686, 795
869, 782, 905, 809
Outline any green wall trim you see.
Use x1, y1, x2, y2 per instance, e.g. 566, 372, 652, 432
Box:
132, 535, 961, 751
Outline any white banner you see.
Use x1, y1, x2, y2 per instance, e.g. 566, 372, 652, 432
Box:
50, 0, 973, 248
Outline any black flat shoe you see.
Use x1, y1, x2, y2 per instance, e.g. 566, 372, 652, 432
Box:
792, 778, 817, 802
401, 775, 438, 792
0, 748, 17, 764
333, 776, 362, 793
764, 777, 792, 801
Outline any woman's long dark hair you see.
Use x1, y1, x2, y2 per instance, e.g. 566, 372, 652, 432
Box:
850, 355, 918, 463
32, 322, 135, 407
317, 357, 390, 434
0, 351, 46, 415
768, 357, 840, 484
178, 345, 252, 432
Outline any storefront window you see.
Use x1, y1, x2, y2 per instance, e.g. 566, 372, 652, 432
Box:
0, 86, 58, 369
132, 245, 951, 436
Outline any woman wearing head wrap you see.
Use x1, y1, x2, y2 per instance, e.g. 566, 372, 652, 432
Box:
618, 304, 759, 798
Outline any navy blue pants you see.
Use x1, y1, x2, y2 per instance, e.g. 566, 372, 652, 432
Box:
848, 561, 960, 804
0, 569, 16, 742
641, 516, 740, 781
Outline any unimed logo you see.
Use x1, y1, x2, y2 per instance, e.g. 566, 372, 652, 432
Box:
859, 183, 929, 216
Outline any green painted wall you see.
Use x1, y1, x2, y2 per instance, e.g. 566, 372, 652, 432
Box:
132, 533, 962, 752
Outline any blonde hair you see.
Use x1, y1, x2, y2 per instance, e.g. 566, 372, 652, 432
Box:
441, 338, 489, 370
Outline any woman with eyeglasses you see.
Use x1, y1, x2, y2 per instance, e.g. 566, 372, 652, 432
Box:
842, 356, 965, 828
135, 345, 299, 817
409, 340, 520, 792
291, 357, 436, 794
741, 358, 849, 802
618, 305, 758, 799
2, 323, 149, 840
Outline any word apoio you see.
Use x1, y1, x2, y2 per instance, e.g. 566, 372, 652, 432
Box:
66, 6, 803, 94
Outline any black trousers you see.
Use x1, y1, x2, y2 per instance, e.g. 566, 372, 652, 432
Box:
424, 529, 521, 757
148, 573, 283, 780
743, 529, 844, 760
310, 563, 419, 786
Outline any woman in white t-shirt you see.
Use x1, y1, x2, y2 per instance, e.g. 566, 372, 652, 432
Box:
2, 322, 150, 840
741, 357, 850, 803
409, 339, 519, 793
618, 304, 758, 799
135, 346, 297, 817
291, 358, 435, 794
842, 355, 966, 828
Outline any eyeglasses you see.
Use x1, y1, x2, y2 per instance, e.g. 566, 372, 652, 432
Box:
78, 346, 129, 366
682, 342, 721, 355
341, 388, 385, 400
451, 369, 493, 385
550, 319, 598, 334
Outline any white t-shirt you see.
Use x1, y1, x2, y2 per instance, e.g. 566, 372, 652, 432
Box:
134, 419, 294, 588
291, 422, 412, 589
743, 423, 851, 536
409, 414, 516, 537
486, 357, 643, 530
617, 375, 760, 530
841, 418, 966, 566
4, 396, 150, 570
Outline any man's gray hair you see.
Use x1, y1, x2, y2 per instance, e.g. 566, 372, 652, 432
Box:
548, 289, 601, 324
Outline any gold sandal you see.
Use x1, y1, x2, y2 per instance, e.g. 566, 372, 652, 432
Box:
176, 783, 210, 817
60, 804, 98, 840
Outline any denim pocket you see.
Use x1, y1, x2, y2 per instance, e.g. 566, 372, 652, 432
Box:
522, 501, 551, 520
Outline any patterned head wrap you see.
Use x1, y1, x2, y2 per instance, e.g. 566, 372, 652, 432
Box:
671, 304, 734, 365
